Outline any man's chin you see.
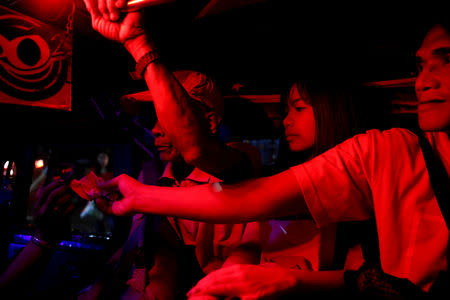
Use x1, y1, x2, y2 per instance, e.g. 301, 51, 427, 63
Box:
419, 114, 450, 132
159, 152, 182, 163
159, 153, 172, 163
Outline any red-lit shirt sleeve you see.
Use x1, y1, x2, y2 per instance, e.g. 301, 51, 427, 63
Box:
290, 131, 375, 228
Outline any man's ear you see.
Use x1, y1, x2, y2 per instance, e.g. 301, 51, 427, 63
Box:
205, 111, 219, 134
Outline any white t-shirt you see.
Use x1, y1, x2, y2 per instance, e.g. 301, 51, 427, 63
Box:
290, 128, 449, 291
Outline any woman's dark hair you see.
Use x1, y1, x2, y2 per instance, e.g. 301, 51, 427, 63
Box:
280, 77, 359, 158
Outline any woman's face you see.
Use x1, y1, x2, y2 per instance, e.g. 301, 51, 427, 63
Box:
282, 83, 316, 152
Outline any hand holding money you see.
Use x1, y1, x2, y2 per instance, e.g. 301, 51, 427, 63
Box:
70, 171, 122, 214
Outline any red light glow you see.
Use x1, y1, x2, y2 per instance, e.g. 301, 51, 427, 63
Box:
35, 159, 45, 169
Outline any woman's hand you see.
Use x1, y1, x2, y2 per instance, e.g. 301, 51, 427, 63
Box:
187, 264, 298, 300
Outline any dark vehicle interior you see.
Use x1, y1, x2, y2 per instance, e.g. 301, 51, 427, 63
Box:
0, 0, 431, 296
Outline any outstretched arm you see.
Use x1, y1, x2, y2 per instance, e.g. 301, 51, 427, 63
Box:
96, 169, 310, 223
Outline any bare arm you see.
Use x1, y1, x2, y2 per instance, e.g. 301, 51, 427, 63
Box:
98, 169, 310, 223
125, 35, 209, 159
125, 37, 248, 176
187, 264, 345, 299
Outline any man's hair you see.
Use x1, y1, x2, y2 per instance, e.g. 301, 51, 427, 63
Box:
413, 13, 450, 49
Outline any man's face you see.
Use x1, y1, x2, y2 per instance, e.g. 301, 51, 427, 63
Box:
415, 24, 450, 131
151, 121, 182, 163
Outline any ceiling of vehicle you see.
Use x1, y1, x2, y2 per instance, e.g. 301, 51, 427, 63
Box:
71, 0, 433, 92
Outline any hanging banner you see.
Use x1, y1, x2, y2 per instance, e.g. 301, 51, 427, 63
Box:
0, 4, 72, 110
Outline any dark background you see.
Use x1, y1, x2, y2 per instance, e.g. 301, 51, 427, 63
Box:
1, 0, 435, 143
0, 1, 441, 295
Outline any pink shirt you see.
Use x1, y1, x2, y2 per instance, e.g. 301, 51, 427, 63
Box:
290, 128, 449, 291
163, 163, 260, 274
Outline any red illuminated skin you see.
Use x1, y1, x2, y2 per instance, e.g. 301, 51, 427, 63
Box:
96, 24, 450, 299
415, 24, 450, 133
151, 121, 182, 163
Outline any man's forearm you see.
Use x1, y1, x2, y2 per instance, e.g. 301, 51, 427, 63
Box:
124, 33, 251, 176
132, 169, 308, 223
125, 34, 218, 162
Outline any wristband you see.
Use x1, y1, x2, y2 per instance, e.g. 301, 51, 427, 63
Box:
130, 50, 160, 80
31, 235, 54, 249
